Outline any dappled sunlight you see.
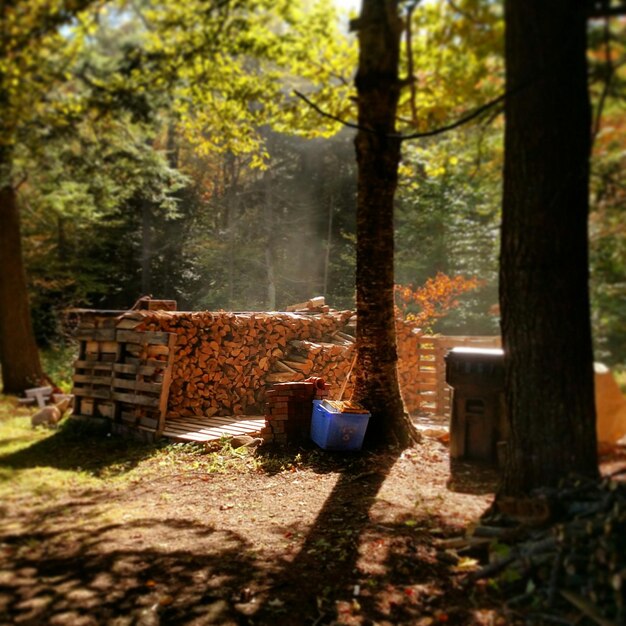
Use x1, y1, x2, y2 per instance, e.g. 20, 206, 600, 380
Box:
0, 401, 504, 624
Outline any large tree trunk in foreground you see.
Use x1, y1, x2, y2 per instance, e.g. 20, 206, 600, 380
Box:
352, 0, 413, 447
0, 183, 44, 394
499, 0, 598, 495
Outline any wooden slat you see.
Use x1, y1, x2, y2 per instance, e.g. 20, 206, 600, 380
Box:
74, 328, 116, 341
112, 378, 137, 391
73, 374, 111, 385
166, 422, 257, 437
415, 383, 437, 392
113, 363, 138, 375
139, 416, 159, 429
111, 391, 159, 408
111, 378, 161, 394
117, 329, 172, 345
156, 333, 177, 435
415, 373, 437, 382
73, 387, 112, 400
95, 403, 114, 418
136, 380, 162, 394
74, 360, 114, 371
167, 415, 265, 430
160, 430, 210, 442
416, 404, 437, 411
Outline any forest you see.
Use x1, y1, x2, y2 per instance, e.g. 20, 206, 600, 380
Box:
0, 0, 622, 366
1, 1, 626, 624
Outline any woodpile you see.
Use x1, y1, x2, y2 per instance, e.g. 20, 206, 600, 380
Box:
447, 475, 626, 625
262, 379, 330, 444
396, 322, 429, 414
121, 308, 359, 418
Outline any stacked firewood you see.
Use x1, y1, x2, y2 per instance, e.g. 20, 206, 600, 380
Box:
396, 321, 427, 414
120, 309, 356, 418
73, 303, 426, 420
463, 475, 626, 624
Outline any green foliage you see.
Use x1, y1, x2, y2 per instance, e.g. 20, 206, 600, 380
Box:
395, 127, 502, 334
588, 18, 626, 366
397, 0, 504, 133
40, 344, 79, 391
3, 0, 622, 361
127, 0, 355, 162
184, 130, 358, 311
390, 0, 504, 334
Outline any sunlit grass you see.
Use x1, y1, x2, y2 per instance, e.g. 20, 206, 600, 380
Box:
0, 397, 155, 498
0, 395, 337, 503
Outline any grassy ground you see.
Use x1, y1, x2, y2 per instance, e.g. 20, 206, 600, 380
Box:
0, 396, 308, 500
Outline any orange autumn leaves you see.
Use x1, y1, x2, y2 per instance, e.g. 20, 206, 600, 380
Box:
394, 272, 482, 331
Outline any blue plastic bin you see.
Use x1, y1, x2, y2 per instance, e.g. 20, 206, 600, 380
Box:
310, 400, 370, 451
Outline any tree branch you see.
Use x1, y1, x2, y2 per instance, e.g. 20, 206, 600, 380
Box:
293, 89, 506, 141
293, 90, 363, 132
400, 92, 506, 139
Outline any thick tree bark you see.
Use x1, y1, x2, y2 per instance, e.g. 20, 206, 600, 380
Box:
499, 0, 598, 495
0, 182, 44, 394
353, 0, 414, 447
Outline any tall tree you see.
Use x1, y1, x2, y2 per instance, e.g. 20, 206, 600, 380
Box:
352, 0, 414, 446
0, 2, 96, 392
499, 0, 598, 495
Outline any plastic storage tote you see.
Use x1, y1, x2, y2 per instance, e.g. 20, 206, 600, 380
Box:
310, 400, 370, 451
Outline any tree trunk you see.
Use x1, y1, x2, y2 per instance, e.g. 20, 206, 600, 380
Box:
499, 0, 598, 495
264, 176, 276, 311
141, 199, 153, 296
352, 0, 414, 447
323, 193, 334, 298
0, 183, 44, 393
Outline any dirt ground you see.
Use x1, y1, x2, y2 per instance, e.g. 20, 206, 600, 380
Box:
0, 407, 512, 626
3, 409, 624, 626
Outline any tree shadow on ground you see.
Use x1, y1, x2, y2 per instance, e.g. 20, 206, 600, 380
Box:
250, 447, 493, 625
0, 418, 161, 478
447, 459, 499, 495
0, 447, 444, 626
0, 429, 500, 625
254, 449, 401, 623
0, 496, 263, 626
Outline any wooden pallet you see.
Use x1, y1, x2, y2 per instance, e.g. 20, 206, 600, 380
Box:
154, 415, 266, 443
73, 328, 177, 434
416, 335, 501, 417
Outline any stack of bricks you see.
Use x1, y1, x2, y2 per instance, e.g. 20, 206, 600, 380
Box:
261, 378, 330, 444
